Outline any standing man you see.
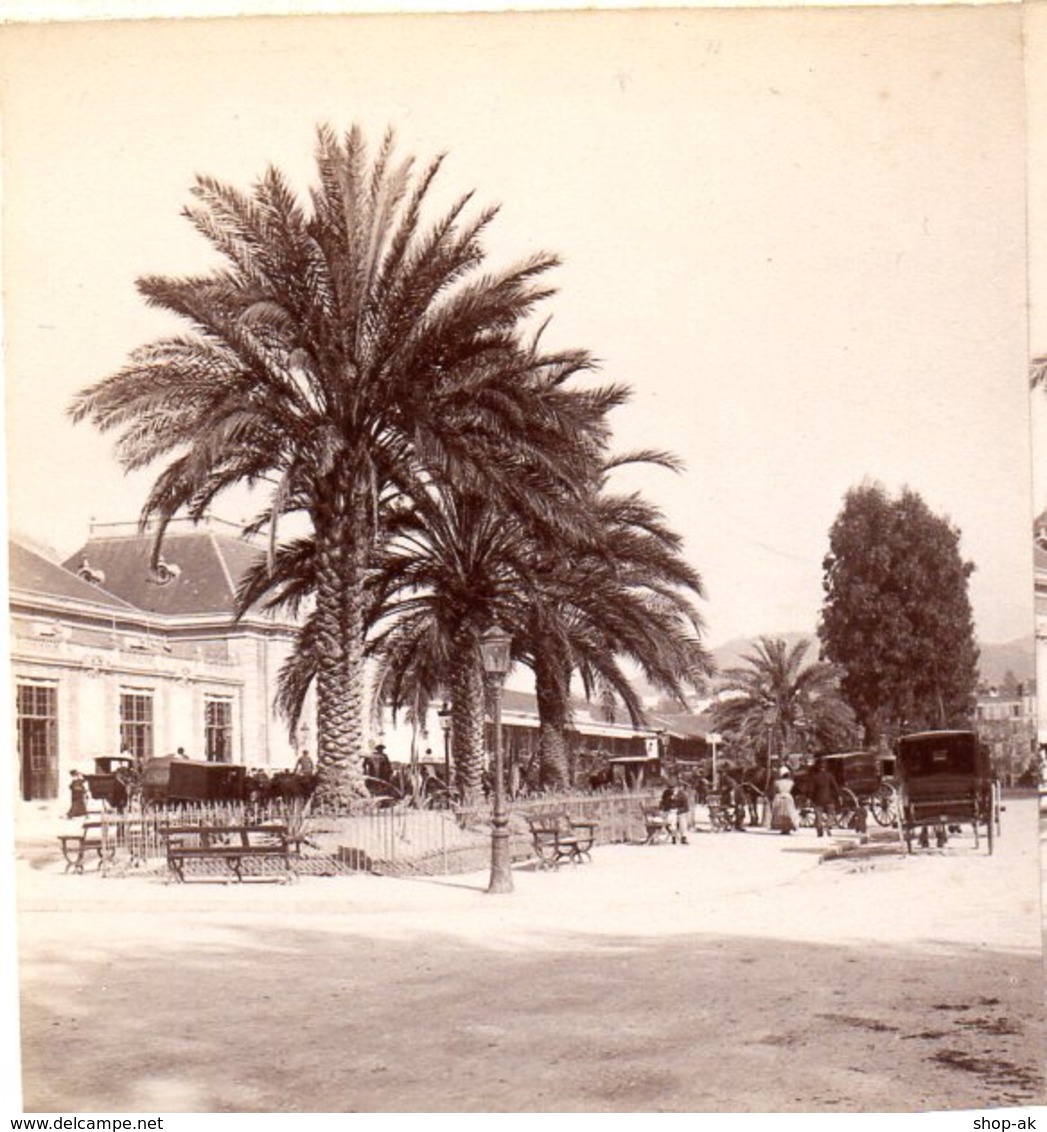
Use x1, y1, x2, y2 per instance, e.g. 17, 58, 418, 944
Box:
809, 757, 840, 838
660, 779, 690, 844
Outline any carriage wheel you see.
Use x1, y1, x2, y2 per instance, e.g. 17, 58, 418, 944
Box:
870, 783, 898, 827
837, 788, 861, 830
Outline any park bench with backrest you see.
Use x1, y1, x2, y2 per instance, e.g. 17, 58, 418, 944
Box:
58, 819, 117, 874
526, 812, 598, 869
160, 822, 298, 883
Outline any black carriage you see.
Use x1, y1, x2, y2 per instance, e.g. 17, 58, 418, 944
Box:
84, 755, 136, 810
793, 751, 897, 830
895, 729, 999, 854
140, 755, 248, 806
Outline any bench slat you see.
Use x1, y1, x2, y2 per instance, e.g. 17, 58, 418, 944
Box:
161, 823, 296, 884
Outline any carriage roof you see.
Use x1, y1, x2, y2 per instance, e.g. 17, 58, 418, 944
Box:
895, 729, 989, 780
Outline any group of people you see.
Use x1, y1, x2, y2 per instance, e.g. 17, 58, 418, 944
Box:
761, 757, 842, 836
657, 757, 844, 839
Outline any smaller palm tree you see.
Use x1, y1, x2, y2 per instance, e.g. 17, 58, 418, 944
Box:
710, 637, 856, 785
517, 508, 712, 787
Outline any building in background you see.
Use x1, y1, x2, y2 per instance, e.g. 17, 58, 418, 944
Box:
974, 685, 1037, 786
10, 516, 307, 802
372, 687, 706, 793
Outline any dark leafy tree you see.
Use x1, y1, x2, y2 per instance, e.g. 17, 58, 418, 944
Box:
817, 482, 979, 745
70, 125, 616, 806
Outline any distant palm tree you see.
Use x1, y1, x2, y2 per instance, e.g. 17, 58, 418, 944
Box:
710, 637, 856, 782
70, 125, 616, 805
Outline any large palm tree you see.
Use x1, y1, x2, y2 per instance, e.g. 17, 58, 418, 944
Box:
69, 125, 617, 806
710, 637, 856, 780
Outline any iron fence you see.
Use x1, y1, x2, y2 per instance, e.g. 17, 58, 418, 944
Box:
84, 787, 663, 878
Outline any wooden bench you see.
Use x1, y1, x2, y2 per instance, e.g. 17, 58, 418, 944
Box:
527, 813, 598, 870
160, 823, 298, 883
58, 820, 117, 874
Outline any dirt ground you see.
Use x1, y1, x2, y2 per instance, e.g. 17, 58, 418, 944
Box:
11, 796, 1047, 1113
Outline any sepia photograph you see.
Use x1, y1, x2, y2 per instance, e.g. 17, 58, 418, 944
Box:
1, 2, 1044, 1118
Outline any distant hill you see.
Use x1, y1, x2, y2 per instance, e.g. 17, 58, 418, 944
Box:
710, 632, 814, 674
707, 631, 1034, 687
977, 636, 1035, 688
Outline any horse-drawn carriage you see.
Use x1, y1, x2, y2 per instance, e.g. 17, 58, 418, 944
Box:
894, 729, 999, 853
84, 750, 444, 811
143, 757, 321, 808
793, 750, 898, 830
139, 755, 249, 806
84, 756, 136, 810
89, 755, 310, 809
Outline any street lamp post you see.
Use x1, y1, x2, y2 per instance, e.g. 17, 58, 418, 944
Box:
707, 731, 722, 793
481, 624, 513, 894
437, 701, 452, 804
795, 710, 808, 760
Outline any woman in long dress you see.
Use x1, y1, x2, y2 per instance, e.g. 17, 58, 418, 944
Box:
770, 765, 799, 834
66, 770, 89, 819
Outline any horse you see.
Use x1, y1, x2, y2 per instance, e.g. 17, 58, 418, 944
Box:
267, 771, 318, 805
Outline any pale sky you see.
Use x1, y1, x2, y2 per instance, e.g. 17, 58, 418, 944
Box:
1028, 1, 1047, 525
0, 5, 1036, 647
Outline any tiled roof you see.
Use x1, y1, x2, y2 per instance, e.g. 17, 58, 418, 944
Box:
9, 537, 137, 611
64, 527, 265, 617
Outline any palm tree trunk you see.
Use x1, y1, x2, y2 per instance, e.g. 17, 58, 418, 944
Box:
451, 637, 485, 806
313, 497, 369, 808
535, 653, 570, 790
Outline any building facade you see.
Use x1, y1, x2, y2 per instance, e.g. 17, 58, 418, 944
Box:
11, 517, 307, 802
974, 687, 1037, 785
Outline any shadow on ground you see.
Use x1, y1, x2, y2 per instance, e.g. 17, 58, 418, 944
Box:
20, 918, 1045, 1113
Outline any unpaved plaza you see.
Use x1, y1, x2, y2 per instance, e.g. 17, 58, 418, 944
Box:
14, 797, 1047, 1113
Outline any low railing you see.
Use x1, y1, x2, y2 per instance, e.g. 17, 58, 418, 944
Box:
81, 788, 663, 878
